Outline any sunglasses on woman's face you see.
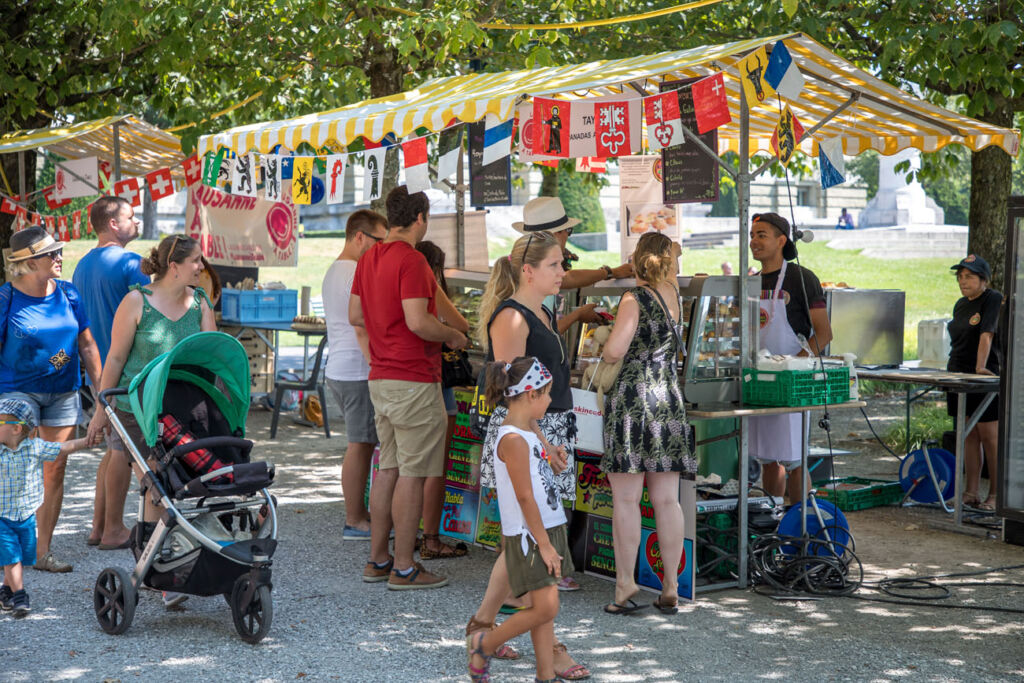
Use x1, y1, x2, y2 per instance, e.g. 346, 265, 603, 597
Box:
32, 250, 62, 261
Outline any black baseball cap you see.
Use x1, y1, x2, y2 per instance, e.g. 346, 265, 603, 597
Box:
752, 212, 797, 261
951, 254, 991, 281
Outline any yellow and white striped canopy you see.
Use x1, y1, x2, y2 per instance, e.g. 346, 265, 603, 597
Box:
199, 33, 1019, 160
0, 114, 185, 177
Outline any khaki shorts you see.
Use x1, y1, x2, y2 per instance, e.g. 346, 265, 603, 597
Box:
368, 379, 447, 478
505, 524, 575, 598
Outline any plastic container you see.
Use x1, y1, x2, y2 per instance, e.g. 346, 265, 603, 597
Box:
221, 289, 298, 324
742, 366, 850, 407
917, 318, 952, 369
814, 477, 905, 511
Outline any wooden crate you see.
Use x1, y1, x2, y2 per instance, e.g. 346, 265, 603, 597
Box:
220, 324, 275, 388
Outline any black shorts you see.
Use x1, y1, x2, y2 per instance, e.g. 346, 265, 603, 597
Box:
946, 390, 999, 424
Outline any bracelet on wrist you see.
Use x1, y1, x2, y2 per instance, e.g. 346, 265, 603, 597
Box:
601, 265, 614, 280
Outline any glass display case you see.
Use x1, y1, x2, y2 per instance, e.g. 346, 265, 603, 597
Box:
445, 268, 491, 365
998, 198, 1024, 524
571, 275, 760, 404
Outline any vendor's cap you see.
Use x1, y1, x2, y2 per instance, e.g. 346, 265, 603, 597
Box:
3, 225, 63, 264
0, 398, 35, 430
951, 254, 991, 281
752, 212, 797, 261
512, 197, 582, 234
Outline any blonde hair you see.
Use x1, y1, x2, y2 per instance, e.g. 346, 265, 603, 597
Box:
4, 258, 34, 281
633, 232, 677, 288
475, 231, 560, 349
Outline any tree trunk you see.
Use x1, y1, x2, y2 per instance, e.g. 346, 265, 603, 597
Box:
539, 166, 559, 197
968, 97, 1015, 293
142, 185, 159, 239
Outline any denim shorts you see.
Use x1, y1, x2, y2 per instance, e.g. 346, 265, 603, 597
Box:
0, 390, 81, 428
0, 515, 37, 566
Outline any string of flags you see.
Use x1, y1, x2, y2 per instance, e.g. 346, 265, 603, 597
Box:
1, 39, 849, 239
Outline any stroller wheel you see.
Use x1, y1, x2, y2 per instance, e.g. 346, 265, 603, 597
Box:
94, 567, 137, 635
230, 575, 273, 644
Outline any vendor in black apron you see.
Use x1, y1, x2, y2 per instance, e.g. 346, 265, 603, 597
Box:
946, 254, 1002, 511
748, 213, 833, 502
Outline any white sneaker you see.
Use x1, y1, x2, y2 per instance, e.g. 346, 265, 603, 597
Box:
162, 591, 189, 609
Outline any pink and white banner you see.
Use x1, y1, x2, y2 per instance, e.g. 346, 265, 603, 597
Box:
185, 183, 298, 267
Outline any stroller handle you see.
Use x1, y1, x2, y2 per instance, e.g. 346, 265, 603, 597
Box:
98, 387, 128, 410
167, 436, 253, 462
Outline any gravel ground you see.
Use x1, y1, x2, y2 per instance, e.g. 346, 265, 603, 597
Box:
3, 395, 1023, 682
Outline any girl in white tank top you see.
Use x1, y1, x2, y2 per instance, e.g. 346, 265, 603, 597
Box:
467, 356, 572, 683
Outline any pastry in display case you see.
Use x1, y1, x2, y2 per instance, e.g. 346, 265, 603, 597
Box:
444, 269, 491, 362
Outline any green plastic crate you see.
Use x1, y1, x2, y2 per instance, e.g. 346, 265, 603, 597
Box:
742, 367, 850, 407
813, 477, 904, 511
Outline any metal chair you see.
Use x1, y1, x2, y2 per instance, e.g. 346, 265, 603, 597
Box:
269, 336, 330, 439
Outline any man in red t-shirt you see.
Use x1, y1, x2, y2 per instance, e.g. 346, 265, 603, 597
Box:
350, 186, 467, 590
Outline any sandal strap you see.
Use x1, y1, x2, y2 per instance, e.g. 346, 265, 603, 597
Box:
553, 641, 567, 654
465, 616, 494, 635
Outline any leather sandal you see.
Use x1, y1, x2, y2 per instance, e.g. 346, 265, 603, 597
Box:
554, 641, 592, 680
466, 631, 492, 682
466, 615, 520, 660
420, 533, 468, 560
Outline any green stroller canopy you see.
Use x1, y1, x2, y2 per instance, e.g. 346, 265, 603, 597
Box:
128, 331, 251, 446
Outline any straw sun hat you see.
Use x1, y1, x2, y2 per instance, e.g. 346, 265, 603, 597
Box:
511, 197, 582, 234
3, 225, 63, 264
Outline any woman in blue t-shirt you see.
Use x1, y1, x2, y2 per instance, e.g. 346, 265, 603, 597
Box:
0, 226, 102, 573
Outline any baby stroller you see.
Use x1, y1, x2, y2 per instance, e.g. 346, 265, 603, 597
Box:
92, 332, 278, 643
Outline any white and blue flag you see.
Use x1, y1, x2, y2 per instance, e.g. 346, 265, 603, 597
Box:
818, 137, 846, 189
481, 113, 514, 167
765, 40, 805, 102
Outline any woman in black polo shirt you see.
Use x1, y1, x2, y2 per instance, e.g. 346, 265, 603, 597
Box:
947, 254, 1002, 511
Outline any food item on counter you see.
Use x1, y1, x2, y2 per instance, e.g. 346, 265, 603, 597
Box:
821, 281, 850, 289
292, 315, 325, 326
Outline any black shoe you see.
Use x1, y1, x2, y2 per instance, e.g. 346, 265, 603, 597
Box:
0, 585, 12, 611
11, 589, 29, 618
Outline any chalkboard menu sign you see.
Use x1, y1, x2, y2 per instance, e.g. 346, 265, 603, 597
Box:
660, 79, 719, 204
468, 120, 512, 206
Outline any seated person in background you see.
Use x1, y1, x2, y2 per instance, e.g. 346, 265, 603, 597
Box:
835, 208, 855, 230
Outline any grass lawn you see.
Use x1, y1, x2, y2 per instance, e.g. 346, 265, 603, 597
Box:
60, 236, 959, 357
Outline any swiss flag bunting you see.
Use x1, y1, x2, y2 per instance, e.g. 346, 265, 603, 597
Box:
43, 185, 71, 210
57, 215, 69, 240
146, 167, 176, 200
183, 154, 203, 187
532, 98, 570, 157
643, 92, 684, 151
402, 137, 430, 194
114, 178, 142, 207
44, 215, 56, 232
692, 73, 732, 134
594, 101, 632, 158
72, 211, 82, 239
0, 197, 17, 215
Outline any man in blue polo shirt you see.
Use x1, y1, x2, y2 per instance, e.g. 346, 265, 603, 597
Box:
72, 196, 148, 550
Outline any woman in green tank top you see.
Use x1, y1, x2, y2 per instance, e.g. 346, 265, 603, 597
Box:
87, 234, 219, 445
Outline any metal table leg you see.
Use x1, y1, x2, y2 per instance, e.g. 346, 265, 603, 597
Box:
801, 411, 810, 537
737, 415, 748, 589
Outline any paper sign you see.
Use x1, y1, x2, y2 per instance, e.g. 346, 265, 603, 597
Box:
185, 183, 298, 267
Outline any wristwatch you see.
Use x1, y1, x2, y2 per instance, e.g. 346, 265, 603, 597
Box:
601, 265, 614, 280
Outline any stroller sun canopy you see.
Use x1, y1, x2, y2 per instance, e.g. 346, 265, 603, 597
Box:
128, 332, 251, 446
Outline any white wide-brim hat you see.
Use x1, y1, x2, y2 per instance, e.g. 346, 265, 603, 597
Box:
511, 196, 582, 234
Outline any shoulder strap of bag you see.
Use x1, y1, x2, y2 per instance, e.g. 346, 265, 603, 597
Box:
643, 285, 682, 353
0, 282, 12, 348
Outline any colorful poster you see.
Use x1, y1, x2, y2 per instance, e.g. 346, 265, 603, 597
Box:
451, 388, 481, 442
441, 486, 479, 544
185, 183, 298, 267
637, 532, 695, 601
583, 515, 616, 579
639, 484, 657, 530
618, 155, 682, 261
475, 486, 502, 549
445, 438, 482, 491
575, 457, 614, 518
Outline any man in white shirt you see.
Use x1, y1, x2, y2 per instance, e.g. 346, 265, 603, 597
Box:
322, 210, 388, 540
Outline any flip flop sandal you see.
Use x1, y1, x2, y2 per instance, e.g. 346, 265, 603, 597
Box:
557, 576, 581, 591
652, 596, 679, 615
603, 598, 648, 615
419, 534, 468, 560
962, 492, 982, 507
98, 538, 132, 550
977, 500, 996, 512
498, 603, 526, 615
86, 537, 100, 546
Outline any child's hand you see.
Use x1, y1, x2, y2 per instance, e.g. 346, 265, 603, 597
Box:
539, 543, 562, 578
549, 446, 568, 475
87, 430, 105, 448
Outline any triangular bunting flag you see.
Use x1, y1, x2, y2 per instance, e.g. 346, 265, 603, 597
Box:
363, 148, 387, 202
114, 178, 142, 207
765, 40, 804, 102
232, 153, 257, 197
326, 154, 347, 204
482, 114, 514, 167
183, 154, 202, 187
643, 92, 684, 151
145, 167, 175, 201
436, 126, 463, 181
739, 46, 776, 109
692, 72, 732, 134
262, 156, 283, 201
402, 138, 430, 194
818, 137, 846, 189
770, 105, 805, 166
291, 157, 314, 205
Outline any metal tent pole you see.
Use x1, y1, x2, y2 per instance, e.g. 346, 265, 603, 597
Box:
112, 122, 122, 182
736, 93, 751, 588
455, 143, 465, 268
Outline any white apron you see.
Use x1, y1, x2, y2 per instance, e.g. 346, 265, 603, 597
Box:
750, 261, 803, 463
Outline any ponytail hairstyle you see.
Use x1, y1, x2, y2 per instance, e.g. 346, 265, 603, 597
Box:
142, 234, 200, 280
633, 232, 678, 288
484, 356, 547, 407
475, 230, 560, 349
